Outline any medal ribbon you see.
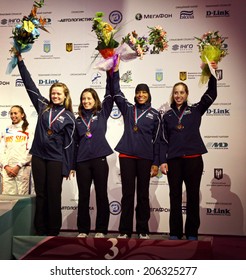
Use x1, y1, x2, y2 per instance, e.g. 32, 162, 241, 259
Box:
172, 106, 187, 124
48, 108, 65, 129
81, 114, 94, 131
134, 106, 151, 125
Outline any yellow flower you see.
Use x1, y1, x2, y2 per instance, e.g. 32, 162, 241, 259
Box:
104, 22, 113, 33
92, 12, 119, 50
23, 20, 35, 33
195, 31, 228, 84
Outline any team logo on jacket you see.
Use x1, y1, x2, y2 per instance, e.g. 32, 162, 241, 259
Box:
179, 71, 187, 81
66, 43, 73, 52
184, 108, 191, 115
92, 115, 98, 121
57, 116, 65, 123
146, 112, 154, 119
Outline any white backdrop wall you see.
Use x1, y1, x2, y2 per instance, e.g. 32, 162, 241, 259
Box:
0, 0, 245, 235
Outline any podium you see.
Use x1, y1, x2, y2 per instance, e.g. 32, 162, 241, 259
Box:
0, 195, 35, 259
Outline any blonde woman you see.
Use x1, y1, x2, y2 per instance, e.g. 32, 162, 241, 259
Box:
17, 54, 75, 236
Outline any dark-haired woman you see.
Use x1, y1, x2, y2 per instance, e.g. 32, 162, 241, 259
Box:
110, 59, 161, 239
160, 62, 218, 240
74, 73, 114, 238
17, 54, 75, 236
0, 105, 32, 195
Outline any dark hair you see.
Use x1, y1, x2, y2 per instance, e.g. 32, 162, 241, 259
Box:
134, 83, 151, 104
78, 88, 102, 116
170, 82, 189, 106
44, 82, 73, 113
10, 105, 29, 132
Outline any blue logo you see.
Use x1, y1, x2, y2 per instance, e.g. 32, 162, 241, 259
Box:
91, 72, 102, 84
109, 201, 121, 215
109, 10, 122, 24
110, 105, 121, 119
180, 10, 194, 19
15, 79, 24, 86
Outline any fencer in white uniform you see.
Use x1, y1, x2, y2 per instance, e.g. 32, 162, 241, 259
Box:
0, 106, 32, 195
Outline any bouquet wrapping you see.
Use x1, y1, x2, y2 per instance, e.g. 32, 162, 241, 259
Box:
121, 31, 149, 60
94, 30, 149, 71
195, 31, 228, 84
6, 0, 48, 74
94, 43, 138, 71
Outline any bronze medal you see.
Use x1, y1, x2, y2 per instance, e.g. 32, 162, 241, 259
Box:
47, 129, 53, 135
176, 123, 184, 130
133, 125, 139, 132
85, 131, 92, 138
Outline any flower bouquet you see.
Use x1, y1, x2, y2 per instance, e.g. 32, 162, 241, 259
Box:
92, 11, 121, 71
148, 25, 168, 54
121, 31, 149, 60
6, 0, 49, 74
92, 12, 119, 58
195, 31, 228, 84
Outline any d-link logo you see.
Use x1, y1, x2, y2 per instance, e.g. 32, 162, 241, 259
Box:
39, 79, 59, 86
206, 108, 230, 116
207, 208, 231, 216
206, 10, 230, 17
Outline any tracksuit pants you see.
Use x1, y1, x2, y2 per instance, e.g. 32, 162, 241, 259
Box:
31, 155, 63, 236
167, 156, 203, 239
118, 157, 152, 236
76, 157, 110, 234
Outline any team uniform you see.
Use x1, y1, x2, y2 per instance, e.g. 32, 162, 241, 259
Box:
0, 122, 32, 195
18, 60, 75, 236
74, 72, 114, 235
161, 75, 217, 239
111, 70, 161, 237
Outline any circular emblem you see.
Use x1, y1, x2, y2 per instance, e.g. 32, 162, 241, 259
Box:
109, 10, 123, 25
109, 201, 121, 215
110, 105, 121, 119
135, 13, 142, 20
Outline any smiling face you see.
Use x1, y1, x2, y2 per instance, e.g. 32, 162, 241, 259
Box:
81, 91, 96, 110
173, 85, 188, 108
171, 82, 189, 109
10, 106, 24, 124
50, 86, 66, 105
135, 90, 150, 104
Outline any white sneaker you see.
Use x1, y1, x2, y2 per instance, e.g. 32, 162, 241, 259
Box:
77, 233, 88, 238
95, 232, 105, 238
117, 234, 129, 238
139, 233, 150, 239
